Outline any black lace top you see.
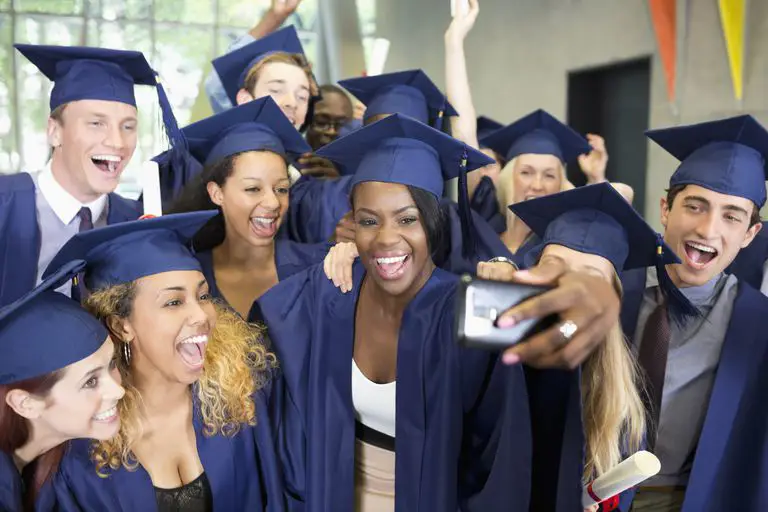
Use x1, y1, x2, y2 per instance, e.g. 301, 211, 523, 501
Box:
155, 472, 213, 512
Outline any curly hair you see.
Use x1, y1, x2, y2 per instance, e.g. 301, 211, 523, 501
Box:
82, 282, 276, 477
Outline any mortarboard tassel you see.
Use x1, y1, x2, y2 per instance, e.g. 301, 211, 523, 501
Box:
457, 148, 476, 259
654, 234, 700, 325
154, 75, 191, 181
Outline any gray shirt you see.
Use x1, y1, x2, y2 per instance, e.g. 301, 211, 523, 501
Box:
634, 268, 739, 487
33, 168, 108, 294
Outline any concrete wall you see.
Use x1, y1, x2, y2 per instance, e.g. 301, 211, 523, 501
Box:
376, 0, 768, 228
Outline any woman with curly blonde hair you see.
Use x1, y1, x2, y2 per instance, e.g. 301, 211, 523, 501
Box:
41, 212, 283, 511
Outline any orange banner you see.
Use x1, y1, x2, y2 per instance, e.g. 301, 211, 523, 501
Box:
648, 0, 676, 102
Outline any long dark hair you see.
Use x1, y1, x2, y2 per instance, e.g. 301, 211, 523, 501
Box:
0, 372, 65, 511
351, 184, 447, 261
169, 154, 239, 251
169, 151, 292, 252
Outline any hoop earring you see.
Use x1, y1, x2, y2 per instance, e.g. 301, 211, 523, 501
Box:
122, 342, 132, 366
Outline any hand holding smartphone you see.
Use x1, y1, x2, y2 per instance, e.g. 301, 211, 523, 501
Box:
455, 275, 559, 350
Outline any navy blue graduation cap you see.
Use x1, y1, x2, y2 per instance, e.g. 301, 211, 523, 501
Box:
480, 109, 591, 164
316, 113, 493, 256
15, 44, 186, 161
43, 212, 217, 291
184, 96, 310, 167
212, 25, 309, 107
338, 117, 363, 138
477, 116, 503, 141
338, 70, 458, 129
646, 114, 768, 208
511, 183, 698, 321
0, 260, 107, 384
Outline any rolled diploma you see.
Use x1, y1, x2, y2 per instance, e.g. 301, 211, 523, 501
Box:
140, 160, 162, 217
582, 451, 661, 506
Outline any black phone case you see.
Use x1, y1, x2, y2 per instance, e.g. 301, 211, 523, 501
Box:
455, 274, 559, 350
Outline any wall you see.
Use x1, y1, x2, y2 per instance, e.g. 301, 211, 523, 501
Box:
376, 0, 768, 228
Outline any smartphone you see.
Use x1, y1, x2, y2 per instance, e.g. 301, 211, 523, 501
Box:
451, 0, 470, 17
455, 274, 559, 350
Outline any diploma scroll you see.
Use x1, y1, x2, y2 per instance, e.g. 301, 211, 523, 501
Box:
140, 160, 163, 218
582, 451, 661, 507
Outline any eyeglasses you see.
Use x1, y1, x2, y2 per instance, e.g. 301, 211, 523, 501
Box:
312, 117, 350, 132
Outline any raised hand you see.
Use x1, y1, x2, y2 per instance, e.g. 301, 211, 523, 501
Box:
577, 133, 609, 184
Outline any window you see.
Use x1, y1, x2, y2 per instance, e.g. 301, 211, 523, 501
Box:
0, 0, 318, 197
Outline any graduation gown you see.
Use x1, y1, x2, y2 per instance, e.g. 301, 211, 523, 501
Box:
438, 200, 513, 275
195, 239, 331, 316
256, 263, 533, 511
0, 172, 141, 307
470, 176, 506, 234
618, 270, 768, 511
46, 390, 285, 512
0, 451, 22, 512
726, 221, 768, 290
283, 175, 353, 244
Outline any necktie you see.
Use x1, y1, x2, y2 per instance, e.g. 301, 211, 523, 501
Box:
637, 289, 671, 450
77, 207, 93, 232
73, 207, 93, 300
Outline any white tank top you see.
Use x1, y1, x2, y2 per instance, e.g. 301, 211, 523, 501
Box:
351, 359, 397, 438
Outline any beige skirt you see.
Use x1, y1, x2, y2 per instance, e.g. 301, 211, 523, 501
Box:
354, 438, 395, 511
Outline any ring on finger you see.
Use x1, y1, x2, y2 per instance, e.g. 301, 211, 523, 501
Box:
558, 320, 578, 343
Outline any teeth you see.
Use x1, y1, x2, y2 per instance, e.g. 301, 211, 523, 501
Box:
687, 241, 717, 253
93, 406, 116, 421
92, 155, 121, 162
180, 334, 209, 345
376, 255, 407, 264
252, 217, 275, 225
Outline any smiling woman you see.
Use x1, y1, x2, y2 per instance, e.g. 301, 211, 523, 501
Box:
169, 97, 332, 319
0, 261, 124, 511
40, 212, 283, 511
253, 114, 571, 510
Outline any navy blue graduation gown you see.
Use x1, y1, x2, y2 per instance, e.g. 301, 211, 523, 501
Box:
489, 248, 585, 512
256, 263, 533, 511
470, 176, 506, 234
46, 390, 284, 511
150, 149, 203, 211
726, 221, 768, 290
438, 199, 513, 275
284, 175, 353, 244
0, 451, 22, 512
195, 239, 330, 305
619, 270, 768, 511
0, 172, 141, 307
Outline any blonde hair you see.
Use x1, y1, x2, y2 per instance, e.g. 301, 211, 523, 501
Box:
83, 282, 276, 477
581, 275, 646, 482
242, 51, 319, 98
495, 156, 570, 218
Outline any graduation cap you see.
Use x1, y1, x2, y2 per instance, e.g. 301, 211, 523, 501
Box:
480, 109, 592, 164
477, 116, 504, 141
316, 113, 494, 257
183, 96, 310, 167
646, 114, 768, 207
43, 212, 217, 291
212, 26, 309, 107
15, 44, 186, 163
0, 260, 107, 384
338, 70, 458, 129
338, 118, 363, 138
511, 183, 698, 321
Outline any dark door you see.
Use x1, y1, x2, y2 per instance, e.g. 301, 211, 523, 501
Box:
567, 57, 651, 216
